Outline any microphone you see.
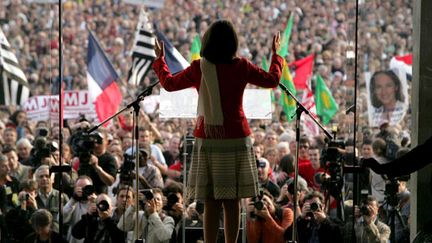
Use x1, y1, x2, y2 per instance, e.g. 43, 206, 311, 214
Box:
345, 104, 355, 114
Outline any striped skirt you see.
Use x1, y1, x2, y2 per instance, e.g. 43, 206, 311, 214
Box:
187, 137, 259, 200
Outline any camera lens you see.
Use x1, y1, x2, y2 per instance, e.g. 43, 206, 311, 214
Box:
360, 205, 370, 216
97, 200, 110, 212
310, 202, 320, 212
254, 200, 264, 210
143, 190, 154, 201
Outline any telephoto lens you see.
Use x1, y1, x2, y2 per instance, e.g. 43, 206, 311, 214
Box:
254, 200, 264, 210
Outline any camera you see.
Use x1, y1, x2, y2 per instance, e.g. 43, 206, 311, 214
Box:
73, 185, 95, 201
140, 189, 154, 201
97, 200, 110, 212
250, 189, 265, 219
165, 193, 179, 210
310, 202, 321, 212
37, 127, 49, 137
360, 205, 370, 216
119, 153, 135, 183
319, 140, 346, 198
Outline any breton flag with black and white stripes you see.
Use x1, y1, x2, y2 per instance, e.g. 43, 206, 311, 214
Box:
127, 8, 156, 86
0, 28, 29, 106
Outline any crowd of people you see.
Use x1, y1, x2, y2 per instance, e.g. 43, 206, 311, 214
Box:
0, 0, 413, 242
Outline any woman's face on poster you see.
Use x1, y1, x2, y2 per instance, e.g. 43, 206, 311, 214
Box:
374, 73, 398, 107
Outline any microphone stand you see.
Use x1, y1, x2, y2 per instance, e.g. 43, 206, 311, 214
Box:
279, 83, 332, 242
88, 81, 159, 242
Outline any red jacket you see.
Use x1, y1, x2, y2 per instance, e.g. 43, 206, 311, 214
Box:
152, 55, 283, 139
246, 207, 294, 243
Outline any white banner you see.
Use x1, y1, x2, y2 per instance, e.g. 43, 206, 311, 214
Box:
159, 88, 272, 119
23, 90, 97, 122
123, 0, 165, 8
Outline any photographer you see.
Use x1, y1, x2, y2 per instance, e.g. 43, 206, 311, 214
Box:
71, 193, 126, 243
62, 176, 95, 243
354, 195, 390, 243
122, 145, 164, 190
3, 179, 38, 242
117, 188, 175, 243
76, 131, 117, 194
296, 190, 343, 243
379, 177, 410, 243
246, 189, 293, 243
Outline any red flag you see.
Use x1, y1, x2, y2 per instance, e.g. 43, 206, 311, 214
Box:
289, 54, 314, 90
390, 54, 412, 80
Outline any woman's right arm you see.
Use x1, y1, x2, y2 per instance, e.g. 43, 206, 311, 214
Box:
152, 40, 200, 91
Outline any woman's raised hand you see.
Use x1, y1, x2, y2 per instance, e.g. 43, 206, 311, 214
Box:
154, 39, 165, 58
272, 31, 281, 54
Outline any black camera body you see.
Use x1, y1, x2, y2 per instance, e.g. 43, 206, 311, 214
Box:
140, 189, 154, 201
319, 140, 346, 199
70, 131, 103, 164
360, 205, 370, 216
310, 202, 321, 212
73, 185, 95, 201
119, 153, 135, 183
384, 178, 401, 207
250, 189, 265, 219
166, 193, 179, 209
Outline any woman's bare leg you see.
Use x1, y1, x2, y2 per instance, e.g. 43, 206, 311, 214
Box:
204, 198, 222, 243
222, 199, 241, 243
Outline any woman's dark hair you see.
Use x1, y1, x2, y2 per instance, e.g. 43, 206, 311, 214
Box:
279, 154, 294, 174
200, 20, 238, 64
9, 110, 25, 126
369, 70, 405, 108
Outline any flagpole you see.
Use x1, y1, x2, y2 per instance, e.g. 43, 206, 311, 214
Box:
279, 83, 332, 243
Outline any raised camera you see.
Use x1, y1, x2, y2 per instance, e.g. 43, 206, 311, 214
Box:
360, 205, 370, 216
97, 200, 110, 212
141, 189, 154, 201
310, 202, 320, 212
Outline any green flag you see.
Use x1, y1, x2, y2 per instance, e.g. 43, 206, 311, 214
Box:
189, 35, 201, 62
261, 56, 269, 72
261, 56, 276, 102
277, 13, 294, 58
280, 60, 297, 121
315, 74, 339, 124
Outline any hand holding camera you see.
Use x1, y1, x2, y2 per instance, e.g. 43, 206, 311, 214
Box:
359, 204, 377, 225
303, 201, 326, 223
89, 154, 99, 168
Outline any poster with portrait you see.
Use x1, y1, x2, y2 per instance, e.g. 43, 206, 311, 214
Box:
365, 69, 409, 127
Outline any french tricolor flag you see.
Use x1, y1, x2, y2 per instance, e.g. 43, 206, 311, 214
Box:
87, 31, 123, 125
155, 30, 189, 74
390, 54, 412, 81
